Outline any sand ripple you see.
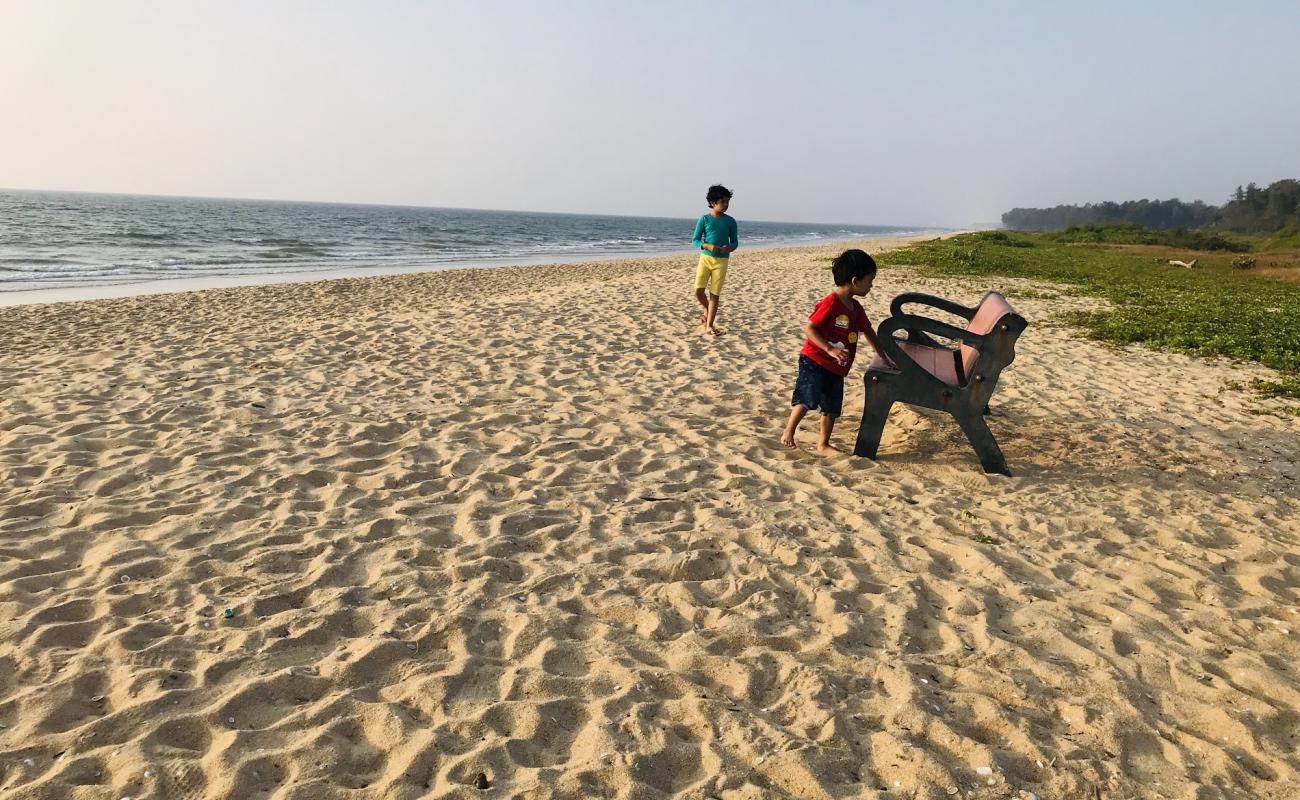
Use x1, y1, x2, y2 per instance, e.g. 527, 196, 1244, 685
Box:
1, 240, 1298, 799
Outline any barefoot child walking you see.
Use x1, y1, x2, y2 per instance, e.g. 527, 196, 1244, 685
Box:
691, 184, 738, 335
780, 249, 892, 452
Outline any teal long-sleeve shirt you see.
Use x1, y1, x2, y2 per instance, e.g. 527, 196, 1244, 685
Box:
691, 213, 738, 258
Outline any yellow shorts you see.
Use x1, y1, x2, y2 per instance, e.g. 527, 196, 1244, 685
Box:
694, 254, 729, 296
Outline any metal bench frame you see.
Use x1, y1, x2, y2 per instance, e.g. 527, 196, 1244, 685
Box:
853, 291, 1028, 475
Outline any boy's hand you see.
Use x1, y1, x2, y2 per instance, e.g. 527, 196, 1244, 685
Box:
826, 347, 850, 366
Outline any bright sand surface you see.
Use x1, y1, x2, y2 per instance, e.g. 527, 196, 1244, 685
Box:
1, 237, 1298, 799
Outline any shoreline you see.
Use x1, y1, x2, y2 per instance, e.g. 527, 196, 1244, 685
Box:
0, 232, 949, 309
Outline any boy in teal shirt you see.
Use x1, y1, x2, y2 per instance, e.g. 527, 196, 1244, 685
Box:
691, 184, 738, 336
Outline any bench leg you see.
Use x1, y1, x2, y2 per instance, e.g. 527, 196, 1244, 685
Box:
854, 393, 893, 459
954, 408, 1011, 476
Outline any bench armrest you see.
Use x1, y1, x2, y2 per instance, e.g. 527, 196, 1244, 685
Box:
878, 314, 987, 355
889, 292, 978, 321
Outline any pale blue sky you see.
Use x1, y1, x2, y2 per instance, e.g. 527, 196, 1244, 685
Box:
2, 1, 1297, 225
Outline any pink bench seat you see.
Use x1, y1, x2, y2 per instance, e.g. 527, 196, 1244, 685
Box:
867, 342, 960, 385
855, 290, 1028, 475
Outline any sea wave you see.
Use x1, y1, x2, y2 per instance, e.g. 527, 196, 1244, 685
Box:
2, 265, 133, 280
0, 256, 81, 266
0, 190, 939, 294
118, 230, 176, 241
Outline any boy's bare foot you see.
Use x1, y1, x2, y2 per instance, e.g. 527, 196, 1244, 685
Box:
780, 431, 796, 448
705, 327, 721, 336
816, 442, 840, 454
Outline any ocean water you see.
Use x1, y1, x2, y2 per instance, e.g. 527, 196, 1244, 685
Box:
0, 190, 934, 295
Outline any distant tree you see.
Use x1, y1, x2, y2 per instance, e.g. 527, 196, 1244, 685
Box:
1004, 180, 1299, 233
1215, 179, 1300, 232
1002, 198, 1218, 231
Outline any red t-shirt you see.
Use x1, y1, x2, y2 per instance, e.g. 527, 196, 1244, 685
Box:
799, 292, 873, 377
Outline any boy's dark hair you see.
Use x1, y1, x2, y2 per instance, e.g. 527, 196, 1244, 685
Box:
706, 184, 733, 206
831, 249, 877, 286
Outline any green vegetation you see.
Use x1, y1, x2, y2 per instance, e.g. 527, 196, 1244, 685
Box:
1002, 179, 1299, 236
880, 231, 1300, 401
1003, 198, 1217, 231
1252, 376, 1300, 399
1218, 180, 1300, 233
1043, 223, 1248, 252
1258, 227, 1300, 250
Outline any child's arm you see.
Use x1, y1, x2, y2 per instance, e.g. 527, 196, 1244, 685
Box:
862, 322, 896, 368
804, 322, 850, 368
692, 217, 712, 252
717, 219, 738, 255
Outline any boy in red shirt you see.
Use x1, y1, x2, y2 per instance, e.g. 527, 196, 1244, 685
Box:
780, 249, 892, 452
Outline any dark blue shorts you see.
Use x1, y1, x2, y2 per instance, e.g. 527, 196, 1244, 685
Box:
791, 354, 844, 417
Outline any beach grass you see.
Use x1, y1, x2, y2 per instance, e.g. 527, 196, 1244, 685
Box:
879, 231, 1300, 401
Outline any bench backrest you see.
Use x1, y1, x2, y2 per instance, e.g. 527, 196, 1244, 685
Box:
960, 292, 1020, 377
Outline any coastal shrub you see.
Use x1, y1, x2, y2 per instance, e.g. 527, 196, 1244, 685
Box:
1252, 376, 1300, 399
1046, 224, 1248, 252
1231, 255, 1257, 270
1258, 225, 1300, 251
978, 230, 1034, 247
880, 232, 1300, 399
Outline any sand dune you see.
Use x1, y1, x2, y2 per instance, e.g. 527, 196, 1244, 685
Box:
1, 238, 1298, 799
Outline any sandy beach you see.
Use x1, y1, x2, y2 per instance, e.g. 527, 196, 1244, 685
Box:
1, 237, 1298, 799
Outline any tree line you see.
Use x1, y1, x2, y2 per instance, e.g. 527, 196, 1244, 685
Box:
1002, 179, 1299, 233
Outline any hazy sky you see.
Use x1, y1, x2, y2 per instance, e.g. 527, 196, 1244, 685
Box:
2, 1, 1298, 226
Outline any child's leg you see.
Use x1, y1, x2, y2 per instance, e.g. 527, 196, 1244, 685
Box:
693, 257, 712, 323
818, 414, 839, 452
816, 373, 844, 453
704, 293, 721, 334
781, 404, 808, 448
704, 259, 727, 334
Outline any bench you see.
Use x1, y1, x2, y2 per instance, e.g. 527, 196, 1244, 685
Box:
853, 291, 1028, 475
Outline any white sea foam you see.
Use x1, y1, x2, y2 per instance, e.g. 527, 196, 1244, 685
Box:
0, 189, 940, 297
